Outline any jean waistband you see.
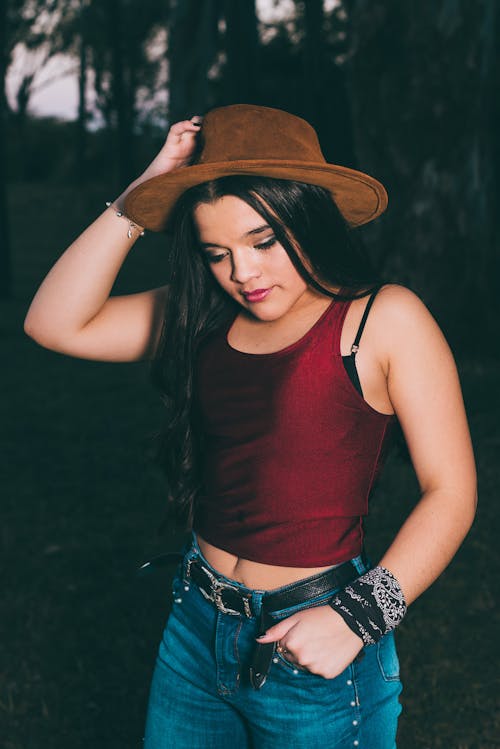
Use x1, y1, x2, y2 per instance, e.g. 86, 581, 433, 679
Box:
180, 532, 370, 619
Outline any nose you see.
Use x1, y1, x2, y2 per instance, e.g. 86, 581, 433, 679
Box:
230, 250, 263, 284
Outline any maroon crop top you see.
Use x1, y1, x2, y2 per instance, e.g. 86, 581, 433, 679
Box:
193, 296, 396, 567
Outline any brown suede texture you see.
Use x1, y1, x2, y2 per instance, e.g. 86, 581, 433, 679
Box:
124, 104, 388, 231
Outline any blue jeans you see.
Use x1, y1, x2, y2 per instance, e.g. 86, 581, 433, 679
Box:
144, 536, 403, 748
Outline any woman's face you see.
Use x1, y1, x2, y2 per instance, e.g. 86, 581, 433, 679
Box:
193, 195, 324, 321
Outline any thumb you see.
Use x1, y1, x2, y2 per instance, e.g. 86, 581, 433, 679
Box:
256, 617, 296, 643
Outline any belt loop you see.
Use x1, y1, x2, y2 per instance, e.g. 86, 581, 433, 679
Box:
184, 555, 195, 582
182, 535, 201, 583
361, 548, 371, 572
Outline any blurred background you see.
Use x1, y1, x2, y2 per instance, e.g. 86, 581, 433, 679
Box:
1, 1, 498, 747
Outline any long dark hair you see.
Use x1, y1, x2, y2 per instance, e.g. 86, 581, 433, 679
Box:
150, 175, 384, 526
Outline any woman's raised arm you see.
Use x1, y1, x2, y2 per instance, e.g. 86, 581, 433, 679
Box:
23, 117, 203, 362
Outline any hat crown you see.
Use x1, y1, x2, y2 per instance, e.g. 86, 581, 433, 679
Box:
124, 103, 388, 232
195, 104, 327, 165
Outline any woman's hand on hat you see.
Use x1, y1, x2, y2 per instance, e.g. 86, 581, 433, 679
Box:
138, 116, 203, 181
115, 117, 203, 211
255, 605, 364, 679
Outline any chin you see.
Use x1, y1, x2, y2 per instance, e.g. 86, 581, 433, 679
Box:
247, 309, 283, 322
243, 300, 296, 322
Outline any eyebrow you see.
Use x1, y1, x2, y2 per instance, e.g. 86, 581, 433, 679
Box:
199, 224, 272, 249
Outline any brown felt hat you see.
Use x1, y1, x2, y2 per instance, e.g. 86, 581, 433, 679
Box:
124, 104, 388, 231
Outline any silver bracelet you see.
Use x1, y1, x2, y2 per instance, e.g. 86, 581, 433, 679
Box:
105, 201, 145, 238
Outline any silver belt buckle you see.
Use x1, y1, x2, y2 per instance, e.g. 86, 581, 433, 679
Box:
199, 565, 251, 617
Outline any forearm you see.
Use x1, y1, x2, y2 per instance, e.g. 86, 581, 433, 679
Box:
326, 485, 477, 647
24, 200, 142, 342
378, 486, 478, 606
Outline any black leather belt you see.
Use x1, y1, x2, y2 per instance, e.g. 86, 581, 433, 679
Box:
138, 550, 367, 689
186, 554, 367, 689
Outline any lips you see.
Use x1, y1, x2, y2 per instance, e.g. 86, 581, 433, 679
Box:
242, 287, 273, 303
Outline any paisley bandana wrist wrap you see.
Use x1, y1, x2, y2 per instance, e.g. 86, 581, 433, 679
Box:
329, 566, 407, 646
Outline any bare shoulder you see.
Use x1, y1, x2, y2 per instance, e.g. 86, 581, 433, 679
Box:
373, 284, 461, 415
374, 283, 433, 319
372, 283, 449, 359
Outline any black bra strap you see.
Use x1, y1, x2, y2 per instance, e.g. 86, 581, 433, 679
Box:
350, 285, 383, 355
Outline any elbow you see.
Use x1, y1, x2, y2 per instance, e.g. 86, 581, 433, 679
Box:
23, 312, 56, 349
426, 480, 478, 534
460, 483, 478, 536
23, 313, 37, 340
455, 468, 478, 530
470, 485, 479, 523
472, 484, 478, 512
23, 313, 44, 343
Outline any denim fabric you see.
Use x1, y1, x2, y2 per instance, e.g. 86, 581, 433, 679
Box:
144, 537, 403, 749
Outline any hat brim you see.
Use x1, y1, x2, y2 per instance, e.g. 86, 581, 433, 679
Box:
124, 160, 388, 232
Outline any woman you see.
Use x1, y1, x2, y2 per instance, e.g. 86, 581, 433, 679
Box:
24, 104, 477, 748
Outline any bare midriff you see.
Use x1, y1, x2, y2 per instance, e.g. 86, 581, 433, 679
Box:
196, 534, 335, 591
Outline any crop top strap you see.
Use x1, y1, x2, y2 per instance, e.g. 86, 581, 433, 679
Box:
350, 284, 383, 355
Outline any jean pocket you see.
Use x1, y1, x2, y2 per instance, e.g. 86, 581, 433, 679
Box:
274, 649, 314, 676
376, 632, 400, 682
273, 652, 326, 681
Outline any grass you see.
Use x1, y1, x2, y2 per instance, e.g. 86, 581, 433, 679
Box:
1, 183, 499, 748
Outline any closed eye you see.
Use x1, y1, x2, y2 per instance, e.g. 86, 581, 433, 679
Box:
205, 253, 227, 264
203, 236, 277, 264
254, 236, 277, 251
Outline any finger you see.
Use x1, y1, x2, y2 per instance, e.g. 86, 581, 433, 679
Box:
255, 618, 297, 643
167, 120, 202, 139
170, 118, 201, 130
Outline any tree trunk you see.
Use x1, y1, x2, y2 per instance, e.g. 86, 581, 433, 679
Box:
168, 0, 220, 123
222, 0, 259, 103
302, 0, 324, 124
0, 0, 12, 298
76, 1, 88, 183
108, 0, 134, 188
299, 0, 356, 166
